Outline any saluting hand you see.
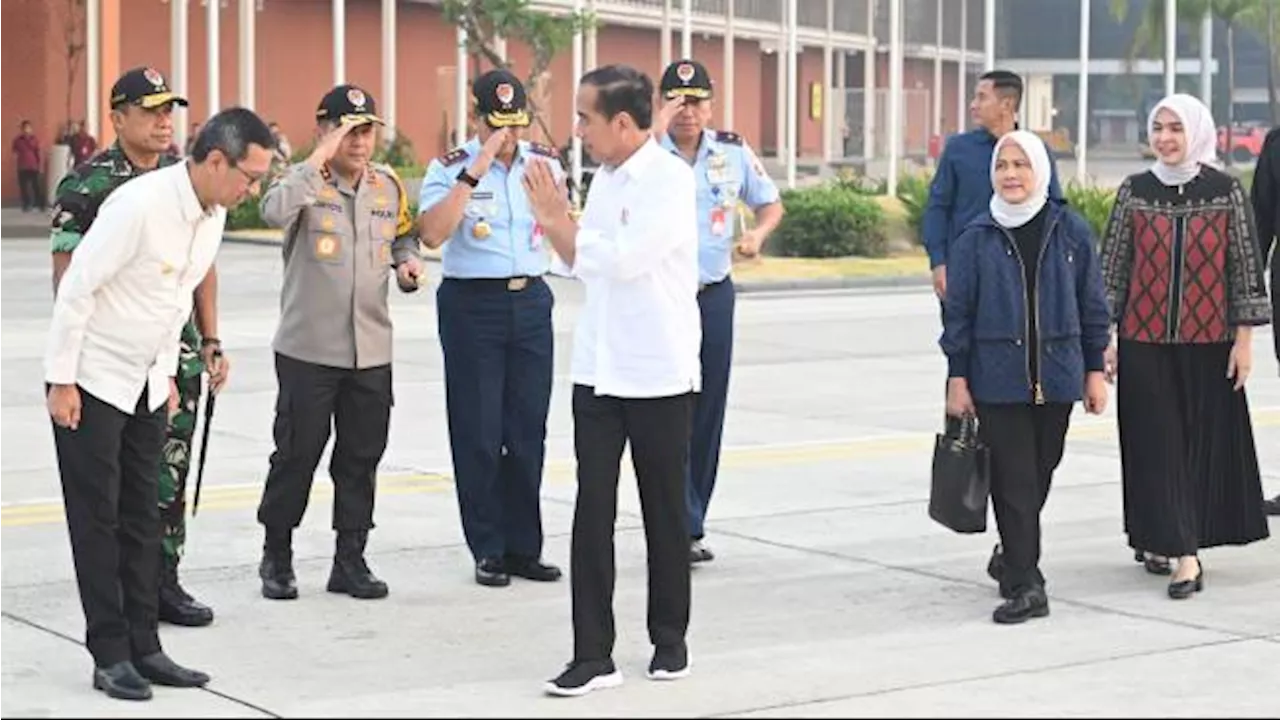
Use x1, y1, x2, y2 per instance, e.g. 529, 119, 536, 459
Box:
522, 159, 569, 225
470, 129, 511, 178
652, 96, 685, 138
307, 119, 358, 168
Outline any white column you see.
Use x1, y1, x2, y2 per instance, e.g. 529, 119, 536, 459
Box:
775, 48, 786, 161
958, 0, 967, 132
455, 25, 468, 146
785, 0, 798, 188
725, 0, 736, 130
682, 0, 693, 58
382, 0, 396, 137
1199, 10, 1212, 102
1164, 0, 1176, 96
207, 0, 219, 119
585, 0, 599, 70
87, 0, 100, 138
238, 0, 255, 109
836, 50, 847, 158
983, 0, 995, 71
171, 0, 188, 149
662, 0, 673, 68
864, 0, 876, 160
333, 0, 346, 86
1077, 0, 1090, 182
823, 0, 835, 163
573, 0, 584, 191
933, 0, 943, 136
888, 0, 903, 195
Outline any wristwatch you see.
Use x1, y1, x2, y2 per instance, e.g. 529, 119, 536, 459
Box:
457, 167, 479, 188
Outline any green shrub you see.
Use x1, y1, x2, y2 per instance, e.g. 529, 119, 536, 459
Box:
769, 184, 889, 258
833, 167, 887, 196
226, 199, 265, 231
1062, 182, 1116, 242
895, 170, 933, 246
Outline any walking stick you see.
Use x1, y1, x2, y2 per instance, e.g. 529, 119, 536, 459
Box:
191, 349, 221, 517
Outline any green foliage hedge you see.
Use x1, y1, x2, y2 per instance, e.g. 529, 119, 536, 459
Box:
768, 183, 889, 258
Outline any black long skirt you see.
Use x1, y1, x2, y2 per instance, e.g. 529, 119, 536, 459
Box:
1117, 340, 1270, 558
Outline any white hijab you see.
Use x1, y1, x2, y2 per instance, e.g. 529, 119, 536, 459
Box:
1147, 93, 1220, 187
989, 130, 1052, 229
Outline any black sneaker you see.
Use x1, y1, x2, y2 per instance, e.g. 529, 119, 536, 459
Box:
544, 659, 623, 697
646, 643, 690, 680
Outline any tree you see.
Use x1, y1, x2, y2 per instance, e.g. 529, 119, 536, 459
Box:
59, 0, 87, 142
440, 0, 594, 157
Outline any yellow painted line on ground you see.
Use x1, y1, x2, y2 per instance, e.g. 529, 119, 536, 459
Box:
4, 409, 1276, 529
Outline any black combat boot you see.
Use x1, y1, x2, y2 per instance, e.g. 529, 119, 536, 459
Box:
158, 561, 215, 626
326, 530, 389, 599
259, 528, 298, 600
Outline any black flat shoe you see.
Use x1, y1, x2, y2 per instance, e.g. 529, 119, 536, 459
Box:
992, 586, 1050, 625
133, 652, 210, 688
1139, 552, 1172, 576
1168, 561, 1204, 600
504, 556, 562, 582
92, 661, 152, 701
475, 557, 510, 587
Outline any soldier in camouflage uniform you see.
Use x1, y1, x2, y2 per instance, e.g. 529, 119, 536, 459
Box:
50, 67, 229, 629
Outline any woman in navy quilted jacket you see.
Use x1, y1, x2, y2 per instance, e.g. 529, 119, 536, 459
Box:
940, 130, 1112, 625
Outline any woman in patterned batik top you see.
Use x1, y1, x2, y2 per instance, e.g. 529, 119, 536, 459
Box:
1100, 93, 1272, 600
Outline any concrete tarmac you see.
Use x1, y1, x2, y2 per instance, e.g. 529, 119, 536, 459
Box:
2, 239, 1277, 717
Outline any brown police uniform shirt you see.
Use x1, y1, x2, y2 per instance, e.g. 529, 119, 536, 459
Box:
261, 161, 420, 370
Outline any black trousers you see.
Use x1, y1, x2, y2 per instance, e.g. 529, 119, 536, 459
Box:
975, 402, 1073, 594
51, 386, 166, 667
17, 169, 43, 210
257, 353, 393, 533
570, 385, 694, 662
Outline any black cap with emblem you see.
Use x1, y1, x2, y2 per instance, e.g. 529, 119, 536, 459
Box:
660, 59, 713, 100
473, 69, 531, 128
110, 67, 189, 110
316, 84, 385, 127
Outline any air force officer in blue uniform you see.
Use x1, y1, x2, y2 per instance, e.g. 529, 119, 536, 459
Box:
655, 60, 785, 563
417, 70, 564, 588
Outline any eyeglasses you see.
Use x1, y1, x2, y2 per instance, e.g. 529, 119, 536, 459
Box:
229, 162, 267, 188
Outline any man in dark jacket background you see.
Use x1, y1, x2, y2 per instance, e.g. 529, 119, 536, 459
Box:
923, 70, 1064, 301
1249, 126, 1280, 516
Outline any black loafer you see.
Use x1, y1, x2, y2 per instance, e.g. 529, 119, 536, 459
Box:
475, 557, 511, 587
504, 556, 562, 582
92, 661, 152, 701
133, 652, 210, 688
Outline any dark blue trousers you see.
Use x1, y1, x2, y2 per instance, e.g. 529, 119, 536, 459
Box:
686, 278, 735, 539
437, 277, 554, 562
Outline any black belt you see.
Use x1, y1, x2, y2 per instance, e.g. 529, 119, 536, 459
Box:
444, 276, 540, 292
699, 277, 730, 293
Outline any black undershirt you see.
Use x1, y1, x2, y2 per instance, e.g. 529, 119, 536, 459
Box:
1009, 205, 1049, 388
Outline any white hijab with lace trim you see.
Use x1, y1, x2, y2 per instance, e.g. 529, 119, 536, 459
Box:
1147, 93, 1220, 187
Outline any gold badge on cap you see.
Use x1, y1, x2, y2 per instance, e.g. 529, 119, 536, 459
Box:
473, 220, 492, 240
347, 88, 367, 110
144, 68, 165, 87
676, 63, 696, 84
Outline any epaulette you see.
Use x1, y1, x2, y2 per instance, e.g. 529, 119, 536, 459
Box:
527, 142, 559, 158
714, 130, 743, 146
440, 146, 470, 167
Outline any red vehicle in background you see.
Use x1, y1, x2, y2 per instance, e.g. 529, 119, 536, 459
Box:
1218, 123, 1269, 163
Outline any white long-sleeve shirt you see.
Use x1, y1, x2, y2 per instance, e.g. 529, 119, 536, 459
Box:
44, 162, 227, 415
568, 137, 702, 398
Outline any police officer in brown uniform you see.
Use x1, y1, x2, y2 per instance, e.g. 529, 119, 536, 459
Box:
254, 85, 423, 601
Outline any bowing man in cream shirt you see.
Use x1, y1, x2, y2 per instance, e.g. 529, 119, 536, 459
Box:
43, 108, 275, 701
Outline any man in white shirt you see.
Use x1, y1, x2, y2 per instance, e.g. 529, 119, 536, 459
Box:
44, 107, 276, 702
523, 64, 701, 697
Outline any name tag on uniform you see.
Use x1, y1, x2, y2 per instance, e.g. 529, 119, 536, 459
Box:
710, 208, 727, 236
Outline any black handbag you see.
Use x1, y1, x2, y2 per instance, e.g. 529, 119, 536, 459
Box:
928, 415, 991, 534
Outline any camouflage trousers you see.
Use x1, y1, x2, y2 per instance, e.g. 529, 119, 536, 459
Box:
158, 350, 205, 572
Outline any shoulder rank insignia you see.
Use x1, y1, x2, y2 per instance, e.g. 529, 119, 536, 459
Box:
714, 130, 743, 146
440, 146, 470, 167
527, 142, 560, 158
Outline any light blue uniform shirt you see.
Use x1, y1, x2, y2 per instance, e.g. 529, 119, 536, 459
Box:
660, 129, 781, 285
418, 137, 563, 279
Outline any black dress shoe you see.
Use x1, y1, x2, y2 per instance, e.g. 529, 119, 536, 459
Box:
92, 661, 152, 701
1168, 560, 1204, 600
987, 545, 1014, 599
159, 577, 215, 627
504, 555, 562, 582
133, 652, 210, 688
1264, 495, 1280, 517
475, 557, 511, 587
992, 586, 1050, 625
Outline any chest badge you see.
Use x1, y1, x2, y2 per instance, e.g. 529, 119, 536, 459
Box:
315, 235, 340, 259
473, 219, 492, 240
